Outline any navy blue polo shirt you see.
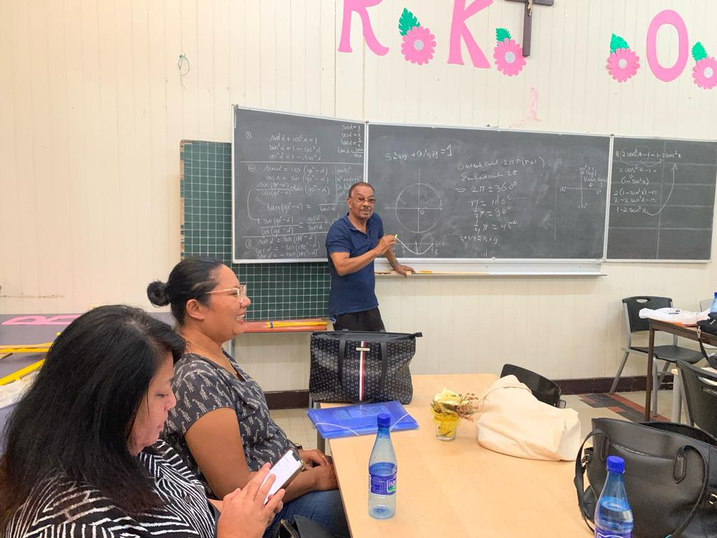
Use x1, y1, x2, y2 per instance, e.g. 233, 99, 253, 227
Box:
325, 213, 384, 318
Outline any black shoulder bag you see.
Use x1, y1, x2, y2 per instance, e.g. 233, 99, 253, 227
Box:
574, 417, 717, 537
272, 516, 334, 538
696, 321, 717, 369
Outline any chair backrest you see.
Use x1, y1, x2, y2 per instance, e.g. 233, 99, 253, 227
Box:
500, 363, 562, 407
677, 361, 717, 437
622, 296, 675, 348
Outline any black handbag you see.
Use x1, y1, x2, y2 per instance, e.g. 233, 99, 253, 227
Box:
309, 330, 421, 404
272, 515, 334, 538
697, 320, 717, 369
697, 318, 717, 337
575, 418, 717, 537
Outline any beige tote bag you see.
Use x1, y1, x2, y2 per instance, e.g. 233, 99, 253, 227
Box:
476, 375, 581, 461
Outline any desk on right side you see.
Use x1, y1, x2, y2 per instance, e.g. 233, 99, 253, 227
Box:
645, 319, 717, 420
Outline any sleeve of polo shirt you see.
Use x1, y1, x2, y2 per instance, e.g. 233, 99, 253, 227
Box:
375, 213, 385, 239
169, 360, 235, 435
326, 222, 351, 254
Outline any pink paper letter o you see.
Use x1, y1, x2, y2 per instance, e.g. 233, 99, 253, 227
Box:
647, 9, 689, 82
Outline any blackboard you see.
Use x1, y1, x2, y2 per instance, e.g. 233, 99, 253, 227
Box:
607, 137, 717, 260
181, 140, 329, 321
366, 124, 610, 259
232, 107, 364, 262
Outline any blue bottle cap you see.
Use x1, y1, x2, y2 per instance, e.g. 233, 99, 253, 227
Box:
606, 455, 625, 473
377, 413, 391, 428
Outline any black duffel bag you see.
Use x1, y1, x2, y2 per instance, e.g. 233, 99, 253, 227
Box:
309, 330, 421, 404
575, 417, 717, 537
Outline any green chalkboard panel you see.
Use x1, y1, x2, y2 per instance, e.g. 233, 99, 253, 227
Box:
180, 140, 330, 321
367, 124, 610, 259
607, 137, 717, 260
232, 107, 365, 261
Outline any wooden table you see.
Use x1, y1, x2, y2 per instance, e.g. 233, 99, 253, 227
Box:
645, 319, 717, 420
327, 374, 589, 537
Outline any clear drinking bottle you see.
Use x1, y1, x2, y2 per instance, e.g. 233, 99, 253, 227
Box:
594, 455, 634, 538
368, 413, 397, 519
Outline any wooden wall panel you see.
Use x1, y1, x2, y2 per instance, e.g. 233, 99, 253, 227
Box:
2, 0, 716, 391
0, 0, 18, 306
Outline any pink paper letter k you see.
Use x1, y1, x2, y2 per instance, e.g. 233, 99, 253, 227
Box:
448, 0, 492, 67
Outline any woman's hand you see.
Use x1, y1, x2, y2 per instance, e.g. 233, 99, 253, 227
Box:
216, 463, 285, 538
298, 448, 328, 467
306, 462, 338, 491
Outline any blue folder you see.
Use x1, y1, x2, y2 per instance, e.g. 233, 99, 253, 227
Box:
306, 400, 419, 439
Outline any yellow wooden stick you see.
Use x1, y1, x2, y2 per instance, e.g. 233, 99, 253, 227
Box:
265, 321, 327, 328
0, 359, 45, 386
0, 343, 52, 354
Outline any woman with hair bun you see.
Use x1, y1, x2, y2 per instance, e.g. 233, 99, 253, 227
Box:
0, 305, 283, 538
148, 258, 348, 538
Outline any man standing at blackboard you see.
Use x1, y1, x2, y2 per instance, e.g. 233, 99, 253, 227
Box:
326, 182, 414, 331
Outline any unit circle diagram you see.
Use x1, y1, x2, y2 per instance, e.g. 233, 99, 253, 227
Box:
393, 182, 442, 233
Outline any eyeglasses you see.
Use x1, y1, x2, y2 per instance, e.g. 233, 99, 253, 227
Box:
206, 285, 247, 300
352, 196, 376, 204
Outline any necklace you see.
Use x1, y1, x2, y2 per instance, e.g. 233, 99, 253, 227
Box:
182, 337, 243, 381
183, 338, 223, 360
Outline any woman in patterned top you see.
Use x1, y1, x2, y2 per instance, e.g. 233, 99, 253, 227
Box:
0, 305, 284, 538
148, 258, 348, 538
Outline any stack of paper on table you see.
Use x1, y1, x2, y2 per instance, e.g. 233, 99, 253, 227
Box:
639, 307, 708, 326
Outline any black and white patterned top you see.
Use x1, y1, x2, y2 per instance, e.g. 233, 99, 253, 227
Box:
164, 352, 294, 496
4, 441, 216, 538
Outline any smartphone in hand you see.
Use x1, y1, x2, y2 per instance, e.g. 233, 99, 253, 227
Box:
262, 449, 303, 504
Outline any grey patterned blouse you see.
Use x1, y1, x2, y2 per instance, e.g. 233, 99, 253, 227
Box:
164, 352, 295, 496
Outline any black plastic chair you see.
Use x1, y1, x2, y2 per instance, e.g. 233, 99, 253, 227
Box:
676, 360, 717, 437
610, 296, 703, 416
500, 363, 564, 408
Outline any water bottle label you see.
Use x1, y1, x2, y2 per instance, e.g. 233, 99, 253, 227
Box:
369, 471, 397, 495
595, 527, 632, 538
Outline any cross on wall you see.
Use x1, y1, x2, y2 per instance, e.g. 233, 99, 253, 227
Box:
506, 0, 554, 57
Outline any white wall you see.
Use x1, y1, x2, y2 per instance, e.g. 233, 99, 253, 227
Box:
2, 0, 716, 390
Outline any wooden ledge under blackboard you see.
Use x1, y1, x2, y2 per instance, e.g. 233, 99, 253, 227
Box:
243, 319, 329, 333
374, 260, 606, 277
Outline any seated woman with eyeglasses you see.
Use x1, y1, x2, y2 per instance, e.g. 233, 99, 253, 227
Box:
147, 258, 348, 538
0, 305, 284, 538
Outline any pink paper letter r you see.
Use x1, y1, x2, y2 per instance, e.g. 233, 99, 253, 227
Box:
338, 0, 389, 56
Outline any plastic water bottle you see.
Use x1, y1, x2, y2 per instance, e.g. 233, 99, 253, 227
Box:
368, 413, 397, 519
709, 292, 717, 319
594, 455, 633, 538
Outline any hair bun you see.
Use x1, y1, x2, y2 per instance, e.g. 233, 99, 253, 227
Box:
146, 281, 170, 306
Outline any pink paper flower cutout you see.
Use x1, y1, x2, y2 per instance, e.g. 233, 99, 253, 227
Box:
401, 26, 436, 65
493, 39, 526, 76
693, 57, 717, 89
606, 48, 640, 82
